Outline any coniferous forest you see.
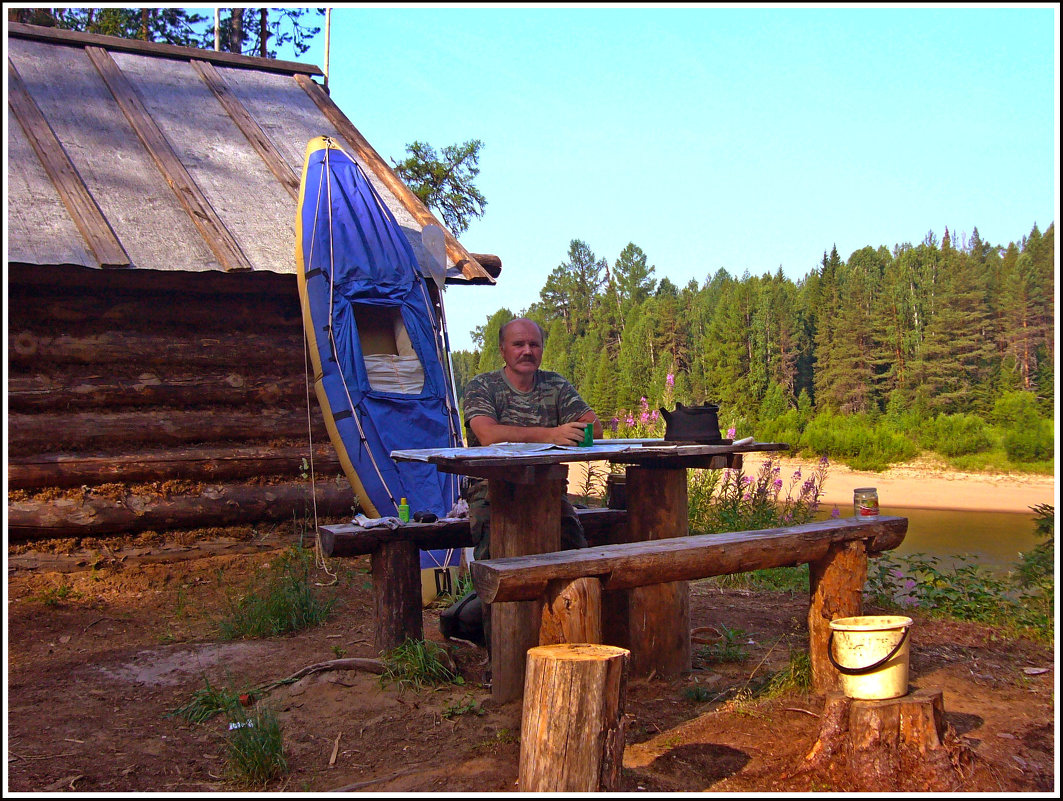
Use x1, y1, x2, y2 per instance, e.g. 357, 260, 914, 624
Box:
450, 222, 1055, 472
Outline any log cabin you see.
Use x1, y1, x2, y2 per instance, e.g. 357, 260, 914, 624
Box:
6, 23, 500, 544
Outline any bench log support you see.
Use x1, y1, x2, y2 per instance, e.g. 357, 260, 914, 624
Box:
540, 576, 603, 645
808, 540, 868, 693
472, 516, 907, 698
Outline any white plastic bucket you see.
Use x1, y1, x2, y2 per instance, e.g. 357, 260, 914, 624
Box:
828, 615, 913, 700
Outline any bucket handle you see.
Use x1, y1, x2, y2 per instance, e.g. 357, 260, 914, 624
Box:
827, 625, 911, 675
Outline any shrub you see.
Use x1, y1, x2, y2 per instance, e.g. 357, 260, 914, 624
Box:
689, 455, 829, 535
1002, 417, 1053, 462
798, 411, 917, 470
925, 413, 992, 457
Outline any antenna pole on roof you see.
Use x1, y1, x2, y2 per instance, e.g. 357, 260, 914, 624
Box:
323, 8, 331, 92
214, 9, 220, 51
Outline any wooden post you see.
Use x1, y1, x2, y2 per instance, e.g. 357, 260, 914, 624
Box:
488, 465, 565, 703
539, 577, 603, 645
603, 465, 690, 678
519, 644, 629, 792
808, 540, 867, 694
371, 540, 422, 653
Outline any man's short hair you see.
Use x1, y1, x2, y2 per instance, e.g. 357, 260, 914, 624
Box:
498, 318, 545, 348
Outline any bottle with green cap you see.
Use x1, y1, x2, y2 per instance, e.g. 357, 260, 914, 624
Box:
397, 497, 410, 522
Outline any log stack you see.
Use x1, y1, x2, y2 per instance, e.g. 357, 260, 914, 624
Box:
7, 263, 355, 543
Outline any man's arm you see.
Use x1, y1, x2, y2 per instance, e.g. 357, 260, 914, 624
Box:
469, 412, 600, 446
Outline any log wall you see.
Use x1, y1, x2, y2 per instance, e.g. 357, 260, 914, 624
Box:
7, 263, 356, 542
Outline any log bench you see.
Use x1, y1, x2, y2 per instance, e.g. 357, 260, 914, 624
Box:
318, 506, 628, 652
470, 515, 908, 696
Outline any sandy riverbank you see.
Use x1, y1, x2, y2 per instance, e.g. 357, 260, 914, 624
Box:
569, 454, 1056, 515
742, 454, 1056, 515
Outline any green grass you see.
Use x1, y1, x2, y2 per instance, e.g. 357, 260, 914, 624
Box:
758, 649, 813, 699
696, 623, 750, 664
216, 546, 337, 640
224, 702, 287, 787
380, 638, 465, 692
169, 676, 287, 788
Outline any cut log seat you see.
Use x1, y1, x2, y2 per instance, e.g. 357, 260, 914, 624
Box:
470, 516, 908, 694
317, 506, 628, 653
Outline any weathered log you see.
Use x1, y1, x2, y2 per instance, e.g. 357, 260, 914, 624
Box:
8, 371, 310, 412
8, 329, 304, 368
6, 288, 300, 331
471, 517, 909, 603
317, 507, 628, 556
8, 259, 298, 297
808, 540, 867, 693
518, 643, 629, 792
371, 541, 423, 652
7, 479, 357, 540
8, 408, 328, 455
539, 577, 603, 646
8, 444, 341, 489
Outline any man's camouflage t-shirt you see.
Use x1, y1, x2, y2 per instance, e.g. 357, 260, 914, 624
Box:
462, 369, 591, 447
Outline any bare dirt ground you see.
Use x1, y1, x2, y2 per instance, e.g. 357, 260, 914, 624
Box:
6, 520, 1056, 795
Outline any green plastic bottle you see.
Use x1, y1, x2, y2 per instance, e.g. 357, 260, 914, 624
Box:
582, 423, 594, 447
397, 497, 410, 522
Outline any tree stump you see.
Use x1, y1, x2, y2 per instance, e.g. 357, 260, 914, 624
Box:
518, 643, 630, 792
800, 689, 975, 791
539, 577, 603, 645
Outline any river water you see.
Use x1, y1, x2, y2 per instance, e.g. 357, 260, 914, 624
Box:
844, 506, 1045, 572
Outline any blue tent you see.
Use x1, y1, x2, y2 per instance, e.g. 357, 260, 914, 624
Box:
296, 136, 462, 534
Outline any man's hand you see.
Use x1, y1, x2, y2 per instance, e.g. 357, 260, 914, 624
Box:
551, 421, 591, 445
469, 416, 594, 447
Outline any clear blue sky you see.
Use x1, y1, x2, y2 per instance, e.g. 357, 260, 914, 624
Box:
281, 4, 1058, 352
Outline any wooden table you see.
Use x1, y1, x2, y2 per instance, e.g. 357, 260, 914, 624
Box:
392, 439, 790, 702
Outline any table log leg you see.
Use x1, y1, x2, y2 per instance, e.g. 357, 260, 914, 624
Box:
488, 467, 565, 703
809, 539, 867, 693
603, 465, 690, 678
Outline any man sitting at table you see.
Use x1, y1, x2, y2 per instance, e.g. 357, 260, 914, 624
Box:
461, 317, 603, 562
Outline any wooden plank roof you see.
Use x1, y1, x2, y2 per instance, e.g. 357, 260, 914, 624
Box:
5, 23, 498, 285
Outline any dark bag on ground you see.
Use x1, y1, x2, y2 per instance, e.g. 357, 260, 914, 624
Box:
439, 590, 485, 647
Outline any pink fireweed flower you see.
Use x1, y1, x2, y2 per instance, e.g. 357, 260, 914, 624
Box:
625, 416, 635, 426
727, 427, 736, 439
741, 475, 754, 485
773, 478, 783, 489
830, 506, 841, 519
792, 468, 802, 480
666, 373, 674, 387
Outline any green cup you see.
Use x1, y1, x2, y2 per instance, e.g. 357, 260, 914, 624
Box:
582, 423, 594, 447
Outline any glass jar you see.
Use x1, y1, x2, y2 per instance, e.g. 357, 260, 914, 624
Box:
853, 487, 879, 518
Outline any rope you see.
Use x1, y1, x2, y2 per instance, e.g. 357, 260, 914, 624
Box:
302, 144, 336, 586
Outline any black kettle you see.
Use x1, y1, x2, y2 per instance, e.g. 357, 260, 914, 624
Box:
660, 402, 723, 443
